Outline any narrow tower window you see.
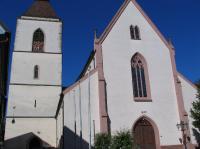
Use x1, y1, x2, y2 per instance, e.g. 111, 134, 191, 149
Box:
34, 100, 37, 108
34, 65, 39, 79
32, 29, 44, 52
131, 53, 151, 100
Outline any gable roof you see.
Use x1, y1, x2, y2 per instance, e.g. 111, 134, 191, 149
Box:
76, 50, 96, 80
97, 0, 172, 51
22, 0, 59, 19
178, 72, 197, 89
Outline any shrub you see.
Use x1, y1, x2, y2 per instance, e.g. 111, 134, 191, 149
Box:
110, 130, 133, 149
94, 130, 138, 149
94, 133, 111, 149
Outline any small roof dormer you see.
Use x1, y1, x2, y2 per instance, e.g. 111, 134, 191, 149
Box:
22, 0, 59, 19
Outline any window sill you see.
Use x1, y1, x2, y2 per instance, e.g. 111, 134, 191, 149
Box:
134, 98, 152, 102
131, 39, 141, 41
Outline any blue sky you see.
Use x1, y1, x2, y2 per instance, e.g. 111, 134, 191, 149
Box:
0, 0, 200, 86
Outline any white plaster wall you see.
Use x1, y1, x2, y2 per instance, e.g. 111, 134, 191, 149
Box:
10, 52, 62, 85
178, 75, 198, 144
101, 1, 182, 146
5, 118, 57, 147
64, 71, 100, 146
7, 85, 61, 117
56, 103, 63, 147
14, 19, 62, 53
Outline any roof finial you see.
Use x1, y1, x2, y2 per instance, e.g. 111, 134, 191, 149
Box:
94, 29, 98, 39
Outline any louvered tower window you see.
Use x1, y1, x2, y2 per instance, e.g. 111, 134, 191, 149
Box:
32, 29, 44, 52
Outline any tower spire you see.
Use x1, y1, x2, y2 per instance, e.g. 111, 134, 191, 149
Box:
23, 0, 58, 19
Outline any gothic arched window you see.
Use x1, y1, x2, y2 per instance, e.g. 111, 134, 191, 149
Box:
34, 65, 39, 79
130, 25, 141, 40
32, 29, 44, 52
131, 53, 151, 100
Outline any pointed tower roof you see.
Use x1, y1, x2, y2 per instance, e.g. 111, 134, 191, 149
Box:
22, 0, 59, 19
0, 22, 9, 34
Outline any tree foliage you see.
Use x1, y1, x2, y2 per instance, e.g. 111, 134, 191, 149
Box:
191, 80, 200, 131
94, 130, 138, 149
94, 133, 111, 149
110, 130, 133, 149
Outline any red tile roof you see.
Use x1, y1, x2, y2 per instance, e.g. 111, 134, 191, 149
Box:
23, 0, 59, 19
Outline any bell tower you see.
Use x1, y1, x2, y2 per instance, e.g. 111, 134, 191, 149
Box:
5, 0, 62, 148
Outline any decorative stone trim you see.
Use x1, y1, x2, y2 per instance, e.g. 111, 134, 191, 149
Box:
161, 145, 184, 149
94, 40, 109, 133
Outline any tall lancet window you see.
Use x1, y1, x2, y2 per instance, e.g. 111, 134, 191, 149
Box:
135, 26, 141, 40
131, 53, 151, 101
130, 25, 141, 40
130, 25, 135, 39
34, 65, 39, 79
32, 29, 44, 52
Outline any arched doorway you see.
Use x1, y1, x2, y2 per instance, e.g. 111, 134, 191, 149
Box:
28, 137, 42, 149
133, 118, 156, 149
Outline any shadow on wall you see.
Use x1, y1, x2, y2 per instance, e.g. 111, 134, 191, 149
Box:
63, 126, 91, 149
4, 132, 53, 149
192, 128, 200, 148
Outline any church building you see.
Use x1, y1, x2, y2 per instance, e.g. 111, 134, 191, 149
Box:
4, 0, 198, 149
62, 0, 198, 148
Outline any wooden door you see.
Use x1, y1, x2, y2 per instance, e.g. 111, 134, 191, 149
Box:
133, 118, 156, 149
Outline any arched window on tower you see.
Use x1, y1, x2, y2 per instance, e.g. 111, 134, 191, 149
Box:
131, 53, 151, 100
32, 29, 44, 52
34, 65, 39, 79
130, 25, 141, 40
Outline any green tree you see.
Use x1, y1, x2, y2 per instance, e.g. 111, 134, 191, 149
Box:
191, 80, 200, 131
110, 130, 133, 149
94, 133, 111, 149
94, 130, 138, 149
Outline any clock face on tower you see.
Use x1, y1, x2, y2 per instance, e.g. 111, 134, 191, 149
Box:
32, 29, 44, 52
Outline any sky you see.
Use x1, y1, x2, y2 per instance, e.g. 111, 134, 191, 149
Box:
0, 0, 200, 86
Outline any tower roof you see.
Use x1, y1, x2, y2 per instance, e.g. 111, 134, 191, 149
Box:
0, 22, 9, 34
22, 0, 59, 19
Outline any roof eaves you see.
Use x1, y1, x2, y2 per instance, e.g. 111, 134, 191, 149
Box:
97, 0, 131, 43
76, 50, 96, 81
